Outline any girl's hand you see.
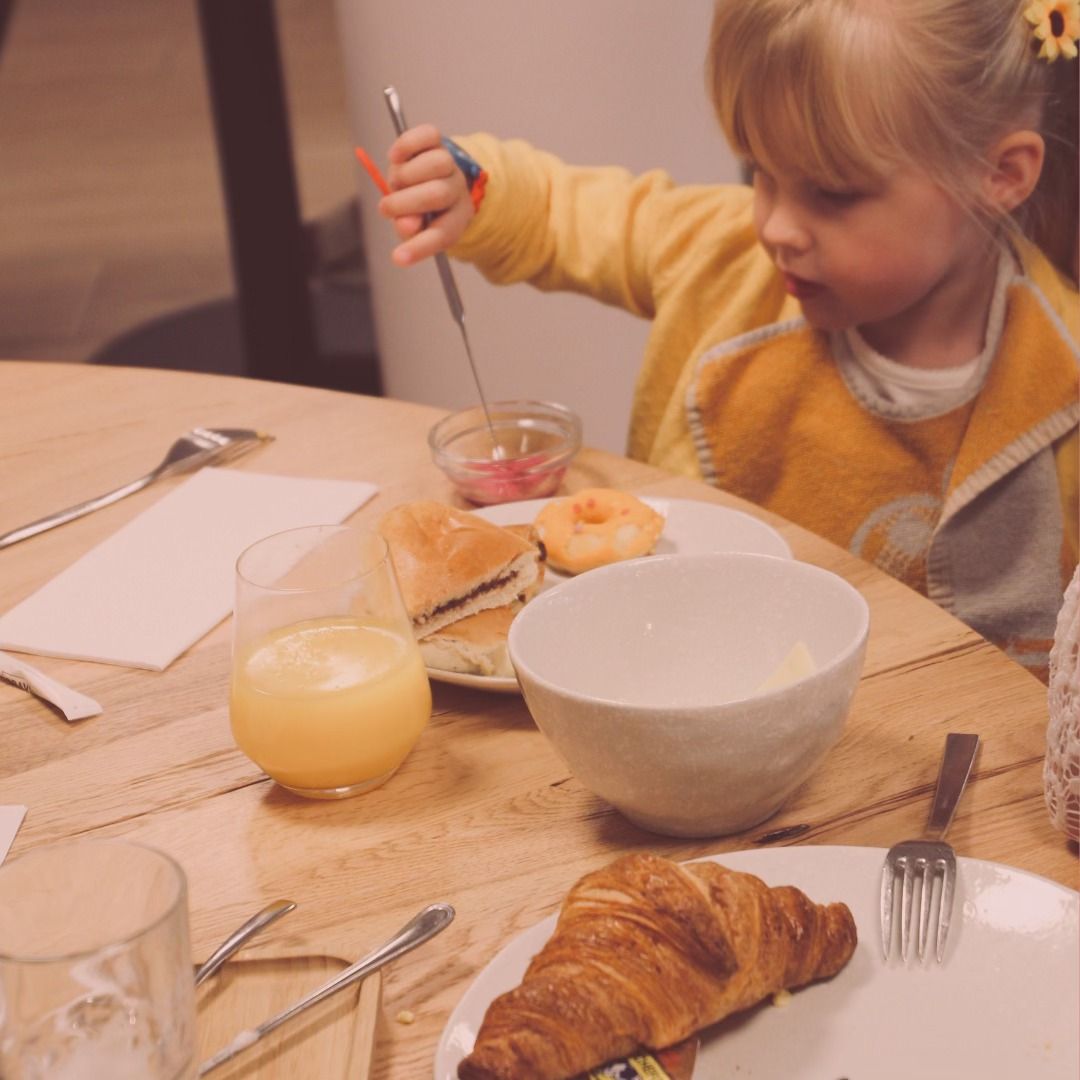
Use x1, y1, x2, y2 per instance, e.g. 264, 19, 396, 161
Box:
379, 124, 475, 266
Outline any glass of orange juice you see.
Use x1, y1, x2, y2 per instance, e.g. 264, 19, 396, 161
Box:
230, 525, 431, 799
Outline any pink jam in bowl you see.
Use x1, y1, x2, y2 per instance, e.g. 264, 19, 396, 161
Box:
429, 401, 582, 506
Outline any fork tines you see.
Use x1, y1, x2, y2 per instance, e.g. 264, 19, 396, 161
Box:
880, 839, 957, 963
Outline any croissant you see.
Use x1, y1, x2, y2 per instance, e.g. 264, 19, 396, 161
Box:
458, 852, 857, 1080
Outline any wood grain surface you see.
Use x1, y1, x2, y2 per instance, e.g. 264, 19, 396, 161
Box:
196, 957, 381, 1079
1, 361, 1076, 1080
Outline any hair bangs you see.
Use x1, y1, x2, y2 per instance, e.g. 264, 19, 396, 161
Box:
708, 0, 905, 192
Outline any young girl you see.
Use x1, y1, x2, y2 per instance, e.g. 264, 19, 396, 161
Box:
377, 0, 1079, 681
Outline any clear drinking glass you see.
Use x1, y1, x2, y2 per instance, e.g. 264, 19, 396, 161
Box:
230, 524, 432, 799
0, 838, 196, 1080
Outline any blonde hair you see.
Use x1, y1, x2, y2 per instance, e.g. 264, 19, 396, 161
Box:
707, 0, 1079, 279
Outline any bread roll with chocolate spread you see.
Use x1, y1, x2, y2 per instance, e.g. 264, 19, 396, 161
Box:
379, 502, 543, 639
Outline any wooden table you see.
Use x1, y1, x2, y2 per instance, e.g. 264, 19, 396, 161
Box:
1, 360, 1075, 1078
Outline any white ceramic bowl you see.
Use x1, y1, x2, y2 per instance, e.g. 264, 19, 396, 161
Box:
508, 553, 870, 837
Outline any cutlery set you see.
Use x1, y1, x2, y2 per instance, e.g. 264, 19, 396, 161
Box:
0, 426, 272, 549
194, 898, 454, 1075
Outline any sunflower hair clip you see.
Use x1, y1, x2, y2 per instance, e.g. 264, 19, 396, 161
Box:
1025, 0, 1079, 61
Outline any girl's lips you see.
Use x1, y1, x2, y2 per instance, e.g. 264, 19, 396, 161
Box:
782, 272, 824, 300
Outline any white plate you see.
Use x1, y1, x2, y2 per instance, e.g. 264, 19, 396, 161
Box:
424, 667, 521, 694
435, 846, 1079, 1079
477, 496, 792, 564
425, 497, 791, 694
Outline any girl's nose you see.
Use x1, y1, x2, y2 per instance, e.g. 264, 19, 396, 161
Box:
757, 194, 812, 255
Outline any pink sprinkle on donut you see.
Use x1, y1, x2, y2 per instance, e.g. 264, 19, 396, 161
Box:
533, 487, 664, 574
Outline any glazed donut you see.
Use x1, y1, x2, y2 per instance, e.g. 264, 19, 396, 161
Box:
534, 488, 664, 575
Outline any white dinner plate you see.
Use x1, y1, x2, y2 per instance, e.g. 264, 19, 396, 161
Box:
434, 845, 1079, 1079
423, 666, 521, 694
424, 497, 791, 694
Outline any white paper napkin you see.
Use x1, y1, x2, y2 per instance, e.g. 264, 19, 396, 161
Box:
0, 468, 378, 670
0, 806, 26, 867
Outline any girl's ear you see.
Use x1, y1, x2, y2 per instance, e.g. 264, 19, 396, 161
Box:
982, 130, 1045, 213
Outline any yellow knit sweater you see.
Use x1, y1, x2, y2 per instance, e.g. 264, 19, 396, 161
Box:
452, 135, 1079, 678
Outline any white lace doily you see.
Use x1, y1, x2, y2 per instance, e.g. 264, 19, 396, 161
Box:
1045, 563, 1080, 842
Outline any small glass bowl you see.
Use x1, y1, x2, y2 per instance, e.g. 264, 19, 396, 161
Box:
428, 400, 582, 506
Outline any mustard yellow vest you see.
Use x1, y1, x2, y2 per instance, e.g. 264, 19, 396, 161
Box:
685, 279, 1078, 679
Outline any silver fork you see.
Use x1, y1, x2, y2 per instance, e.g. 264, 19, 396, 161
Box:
0, 427, 273, 549
880, 732, 980, 963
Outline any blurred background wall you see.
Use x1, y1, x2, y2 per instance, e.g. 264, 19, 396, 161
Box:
0, 0, 738, 453
0, 0, 367, 386
335, 0, 739, 452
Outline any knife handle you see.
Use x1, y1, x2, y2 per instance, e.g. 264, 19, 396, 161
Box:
382, 85, 467, 325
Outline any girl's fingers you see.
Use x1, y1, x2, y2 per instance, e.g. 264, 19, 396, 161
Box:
378, 124, 472, 266
391, 201, 473, 266
387, 124, 444, 165
380, 176, 463, 221
387, 146, 457, 194
392, 214, 424, 241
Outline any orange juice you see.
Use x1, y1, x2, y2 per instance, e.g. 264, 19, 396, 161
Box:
230, 615, 431, 794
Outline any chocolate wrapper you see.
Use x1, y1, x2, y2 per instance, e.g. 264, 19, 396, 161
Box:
584, 1038, 699, 1080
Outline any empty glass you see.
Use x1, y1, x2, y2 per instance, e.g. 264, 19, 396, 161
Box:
0, 838, 195, 1079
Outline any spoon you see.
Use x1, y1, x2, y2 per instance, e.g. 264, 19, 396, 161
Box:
194, 899, 298, 987
0, 427, 274, 549
198, 902, 455, 1075
382, 85, 505, 461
